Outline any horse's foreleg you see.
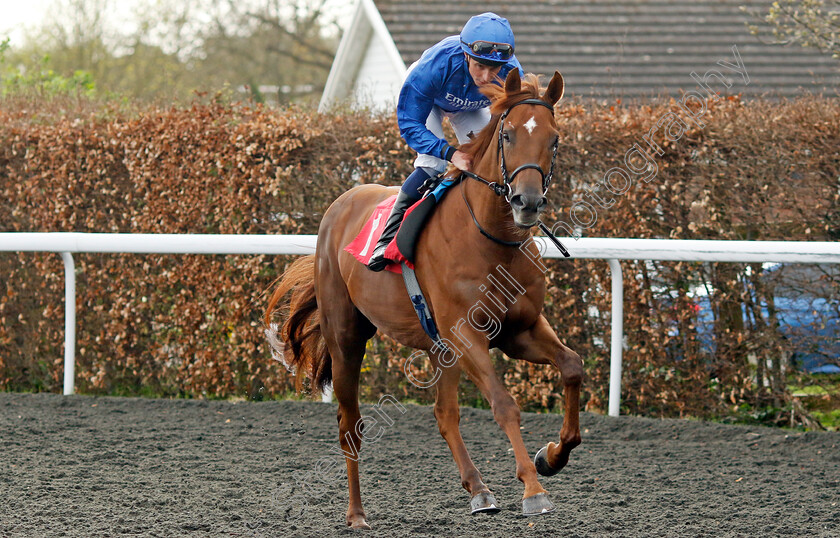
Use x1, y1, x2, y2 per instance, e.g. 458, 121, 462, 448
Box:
431, 360, 499, 513
542, 343, 583, 473
457, 345, 554, 515
499, 315, 583, 476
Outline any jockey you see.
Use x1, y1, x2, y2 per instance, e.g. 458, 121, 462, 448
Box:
366, 12, 522, 271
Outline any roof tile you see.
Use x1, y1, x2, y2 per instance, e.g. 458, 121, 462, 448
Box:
373, 0, 840, 98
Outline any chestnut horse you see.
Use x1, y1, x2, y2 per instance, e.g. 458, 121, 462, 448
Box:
265, 70, 582, 529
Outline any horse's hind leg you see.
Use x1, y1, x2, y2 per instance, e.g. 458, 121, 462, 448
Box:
430, 358, 499, 514
317, 271, 376, 529
329, 331, 371, 529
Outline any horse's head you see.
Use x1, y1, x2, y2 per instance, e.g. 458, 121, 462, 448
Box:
483, 70, 565, 228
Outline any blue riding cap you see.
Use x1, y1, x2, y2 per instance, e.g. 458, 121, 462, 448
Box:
459, 12, 515, 66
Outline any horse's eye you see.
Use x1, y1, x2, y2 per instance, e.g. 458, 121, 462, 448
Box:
502, 131, 511, 143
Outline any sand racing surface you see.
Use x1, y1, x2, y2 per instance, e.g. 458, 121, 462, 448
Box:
1, 392, 838, 537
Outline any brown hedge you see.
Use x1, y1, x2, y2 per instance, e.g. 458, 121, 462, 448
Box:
0, 94, 837, 425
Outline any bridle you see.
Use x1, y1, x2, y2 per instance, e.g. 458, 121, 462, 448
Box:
460, 98, 570, 256
499, 98, 559, 200
462, 98, 558, 202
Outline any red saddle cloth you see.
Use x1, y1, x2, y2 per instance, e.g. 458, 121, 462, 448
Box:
344, 195, 418, 274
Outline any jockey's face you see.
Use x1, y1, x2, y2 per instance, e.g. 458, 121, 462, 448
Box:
466, 55, 502, 86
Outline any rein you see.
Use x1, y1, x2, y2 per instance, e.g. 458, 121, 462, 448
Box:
459, 98, 571, 257
460, 178, 525, 247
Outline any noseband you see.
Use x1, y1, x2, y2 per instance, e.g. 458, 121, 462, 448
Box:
460, 98, 570, 256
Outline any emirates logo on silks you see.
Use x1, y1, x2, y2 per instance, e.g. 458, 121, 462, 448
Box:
443, 92, 489, 110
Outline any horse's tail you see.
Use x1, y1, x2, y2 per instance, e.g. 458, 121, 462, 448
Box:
263, 255, 332, 395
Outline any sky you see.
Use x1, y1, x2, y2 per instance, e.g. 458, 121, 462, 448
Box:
1, 0, 52, 45
0, 0, 355, 48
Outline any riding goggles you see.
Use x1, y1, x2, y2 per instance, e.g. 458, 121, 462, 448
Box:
461, 40, 514, 60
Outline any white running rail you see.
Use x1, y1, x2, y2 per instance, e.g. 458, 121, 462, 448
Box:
1, 233, 838, 416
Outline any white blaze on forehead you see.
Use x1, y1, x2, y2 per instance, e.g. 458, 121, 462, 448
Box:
524, 116, 537, 135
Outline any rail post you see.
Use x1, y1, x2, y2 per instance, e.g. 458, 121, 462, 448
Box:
61, 252, 76, 395
607, 259, 623, 417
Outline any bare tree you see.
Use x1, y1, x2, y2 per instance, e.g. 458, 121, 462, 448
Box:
743, 0, 840, 59
5, 0, 340, 102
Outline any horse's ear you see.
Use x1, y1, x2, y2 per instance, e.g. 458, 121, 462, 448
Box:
504, 69, 521, 94
542, 71, 565, 106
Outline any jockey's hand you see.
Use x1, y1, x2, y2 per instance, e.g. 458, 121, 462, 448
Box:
451, 150, 472, 172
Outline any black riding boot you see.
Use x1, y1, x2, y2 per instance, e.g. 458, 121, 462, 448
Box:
367, 190, 419, 271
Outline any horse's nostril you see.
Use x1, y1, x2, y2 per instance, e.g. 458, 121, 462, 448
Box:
511, 194, 546, 213
510, 194, 526, 210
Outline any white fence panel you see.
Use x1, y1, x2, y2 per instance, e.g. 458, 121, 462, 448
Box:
1, 233, 837, 414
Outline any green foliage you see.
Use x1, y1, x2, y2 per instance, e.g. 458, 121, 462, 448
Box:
811, 408, 840, 430
3, 65, 96, 97
790, 374, 840, 431
1, 41, 96, 97
790, 382, 840, 397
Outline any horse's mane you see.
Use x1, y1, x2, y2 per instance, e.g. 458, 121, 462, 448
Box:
454, 73, 547, 166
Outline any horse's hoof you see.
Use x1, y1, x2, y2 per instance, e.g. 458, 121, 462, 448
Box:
348, 518, 371, 530
470, 491, 501, 515
522, 492, 555, 516
534, 445, 560, 477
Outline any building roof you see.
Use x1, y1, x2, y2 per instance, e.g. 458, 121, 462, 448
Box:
373, 0, 840, 99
